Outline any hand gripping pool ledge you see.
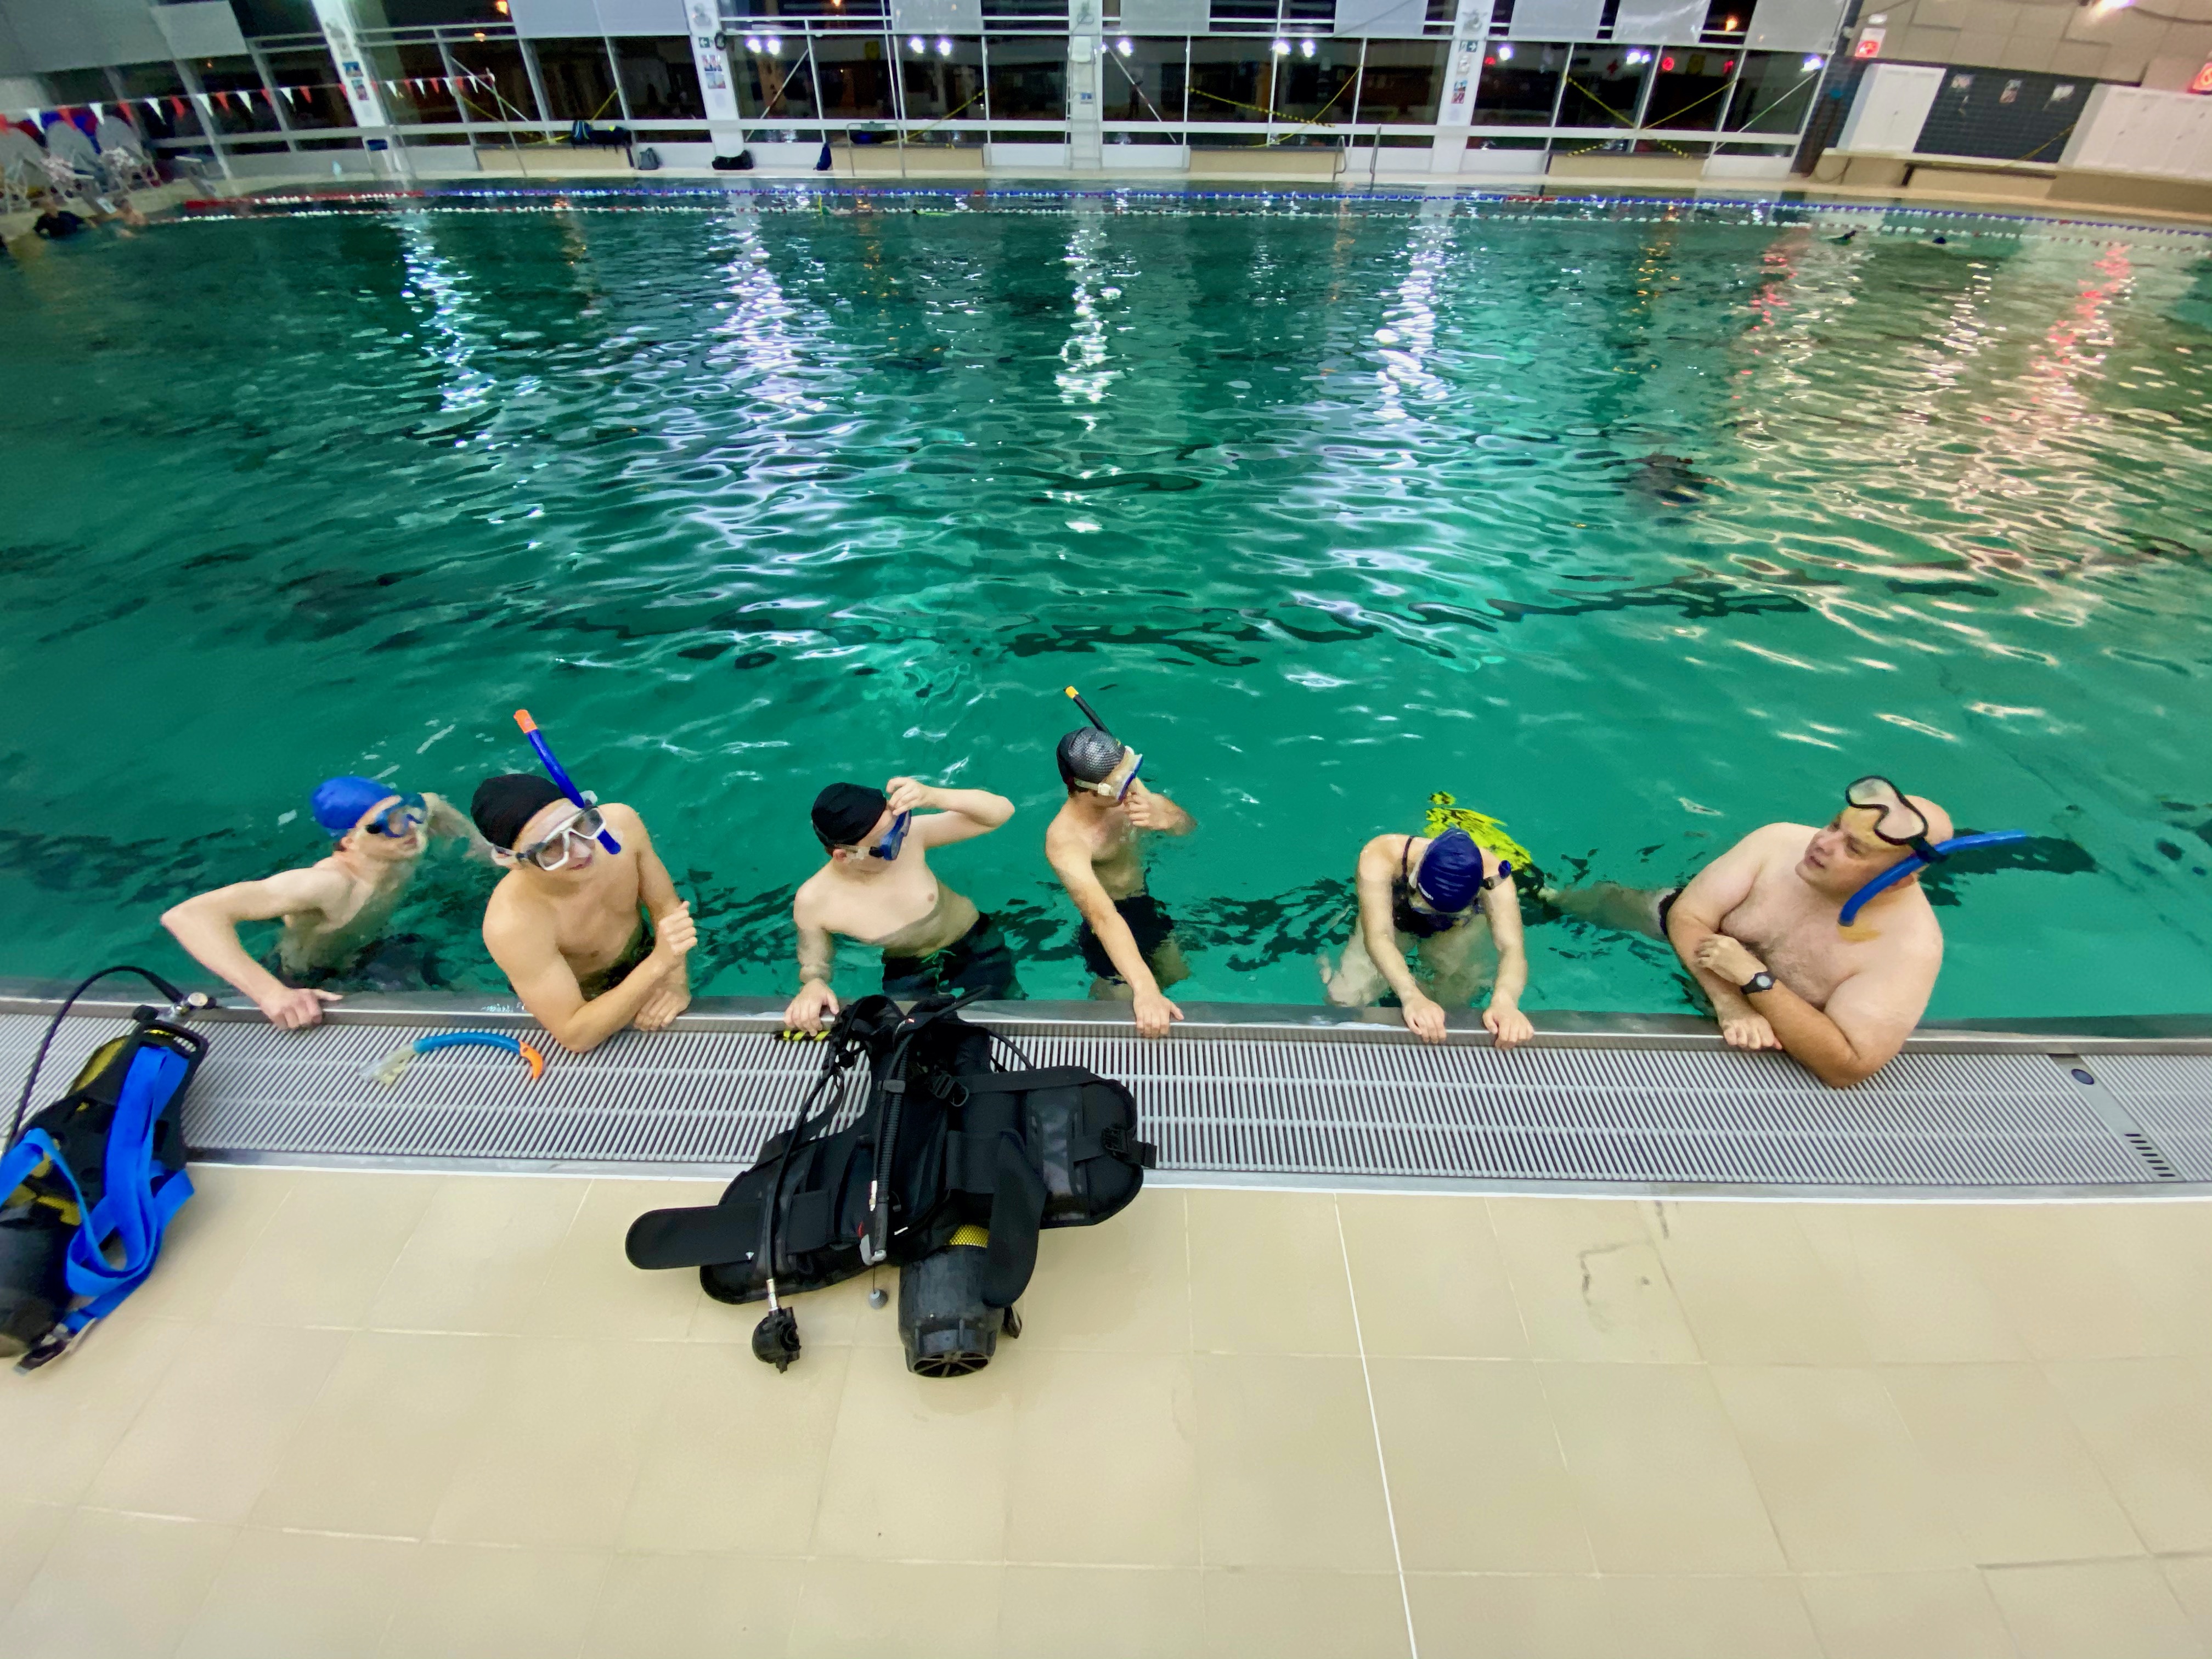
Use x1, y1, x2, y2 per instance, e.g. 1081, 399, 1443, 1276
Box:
1838, 830, 2029, 928
513, 709, 621, 854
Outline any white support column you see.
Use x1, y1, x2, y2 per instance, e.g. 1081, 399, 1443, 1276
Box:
311, 0, 410, 179
1432, 0, 1488, 173
683, 0, 746, 156
1069, 0, 1103, 171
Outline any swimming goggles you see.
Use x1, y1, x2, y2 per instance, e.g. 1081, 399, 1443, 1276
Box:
870, 811, 912, 861
512, 806, 607, 872
365, 793, 428, 838
1410, 859, 1514, 918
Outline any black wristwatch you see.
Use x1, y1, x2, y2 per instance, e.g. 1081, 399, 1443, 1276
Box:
1740, 970, 1776, 996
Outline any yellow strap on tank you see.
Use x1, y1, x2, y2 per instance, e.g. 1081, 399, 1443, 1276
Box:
949, 1224, 990, 1249
1422, 792, 1536, 871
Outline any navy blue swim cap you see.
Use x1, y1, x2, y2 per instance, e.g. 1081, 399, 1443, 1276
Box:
312, 775, 397, 838
1414, 827, 1484, 913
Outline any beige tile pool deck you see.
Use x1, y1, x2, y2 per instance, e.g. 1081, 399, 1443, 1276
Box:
8, 1167, 2212, 1657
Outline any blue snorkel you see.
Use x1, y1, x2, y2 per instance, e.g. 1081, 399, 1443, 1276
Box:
871, 811, 912, 861
1838, 830, 2028, 927
512, 709, 622, 854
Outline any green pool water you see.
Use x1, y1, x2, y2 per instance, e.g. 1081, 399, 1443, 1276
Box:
4, 189, 2210, 1019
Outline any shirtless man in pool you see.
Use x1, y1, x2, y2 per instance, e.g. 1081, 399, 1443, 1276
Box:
1550, 778, 1950, 1087
475, 775, 696, 1054
162, 776, 483, 1028
783, 776, 1018, 1031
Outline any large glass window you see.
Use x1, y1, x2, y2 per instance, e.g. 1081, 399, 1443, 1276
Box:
1724, 49, 1819, 133
899, 37, 985, 125
448, 38, 538, 123
1557, 45, 1647, 130
1471, 42, 1565, 125
533, 38, 622, 123
193, 57, 284, 136
1356, 40, 1447, 123
259, 48, 347, 129
1644, 47, 1734, 128
1102, 37, 1185, 123
1188, 37, 1269, 123
814, 34, 894, 121
735, 38, 820, 120
1273, 39, 1359, 124
984, 37, 1067, 120
617, 37, 706, 121
366, 41, 465, 124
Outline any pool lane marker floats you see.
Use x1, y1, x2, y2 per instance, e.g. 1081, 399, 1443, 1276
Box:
193, 185, 2212, 244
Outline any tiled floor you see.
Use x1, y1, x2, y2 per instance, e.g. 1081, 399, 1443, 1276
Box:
8, 1170, 2212, 1657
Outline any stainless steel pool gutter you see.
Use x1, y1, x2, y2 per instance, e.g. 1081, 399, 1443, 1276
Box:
3, 981, 2208, 1201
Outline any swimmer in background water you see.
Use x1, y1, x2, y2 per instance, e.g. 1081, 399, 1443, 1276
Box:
475, 775, 696, 1054
161, 776, 486, 1029
1546, 777, 1949, 1086
784, 777, 1019, 1032
1318, 825, 1534, 1046
1045, 725, 1195, 1039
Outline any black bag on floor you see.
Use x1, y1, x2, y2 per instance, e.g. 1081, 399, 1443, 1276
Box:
624, 994, 1153, 1374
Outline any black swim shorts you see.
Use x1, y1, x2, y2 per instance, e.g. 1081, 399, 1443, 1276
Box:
882, 912, 1019, 1002
1079, 893, 1177, 984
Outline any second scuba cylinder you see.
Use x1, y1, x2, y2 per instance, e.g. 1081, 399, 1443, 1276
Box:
898, 1227, 1008, 1378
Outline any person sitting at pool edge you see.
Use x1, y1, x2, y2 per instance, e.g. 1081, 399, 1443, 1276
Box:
784, 776, 1017, 1033
1045, 725, 1195, 1039
1318, 826, 1534, 1047
162, 777, 482, 1029
1548, 777, 1950, 1087
475, 775, 695, 1054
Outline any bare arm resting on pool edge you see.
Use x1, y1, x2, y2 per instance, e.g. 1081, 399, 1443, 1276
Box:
1046, 819, 1182, 1038
483, 804, 697, 1055
162, 866, 353, 1029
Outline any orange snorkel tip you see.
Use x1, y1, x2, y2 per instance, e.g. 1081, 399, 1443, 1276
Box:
517, 1041, 546, 1082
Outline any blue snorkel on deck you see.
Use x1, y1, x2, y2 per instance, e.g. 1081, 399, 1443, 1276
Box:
1839, 830, 2028, 927
514, 709, 622, 854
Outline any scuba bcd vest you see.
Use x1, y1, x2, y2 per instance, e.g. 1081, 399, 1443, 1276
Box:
1, 968, 211, 1371
625, 993, 1155, 1376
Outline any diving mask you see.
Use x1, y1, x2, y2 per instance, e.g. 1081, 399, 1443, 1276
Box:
366, 793, 428, 838
514, 806, 607, 872
1092, 748, 1144, 805
871, 811, 912, 861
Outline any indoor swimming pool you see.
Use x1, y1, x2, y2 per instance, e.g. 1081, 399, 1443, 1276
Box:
3, 188, 2208, 1018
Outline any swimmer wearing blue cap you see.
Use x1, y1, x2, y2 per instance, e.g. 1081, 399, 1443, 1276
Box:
161, 776, 483, 1028
1319, 826, 1533, 1046
1549, 777, 1959, 1087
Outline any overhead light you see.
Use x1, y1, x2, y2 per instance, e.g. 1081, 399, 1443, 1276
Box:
1116, 36, 1133, 55
1723, 13, 1740, 27
908, 34, 924, 52
744, 34, 762, 50
1497, 42, 1514, 59
765, 33, 782, 53
1272, 37, 1290, 54
1300, 37, 1316, 56
1802, 52, 1825, 70
936, 35, 952, 54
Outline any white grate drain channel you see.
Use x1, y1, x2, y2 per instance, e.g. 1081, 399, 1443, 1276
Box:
3, 1008, 2207, 1195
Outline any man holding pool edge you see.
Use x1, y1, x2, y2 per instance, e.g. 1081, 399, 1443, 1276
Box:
784, 776, 1019, 1033
476, 776, 696, 1054
162, 777, 482, 1028
1552, 778, 1951, 1087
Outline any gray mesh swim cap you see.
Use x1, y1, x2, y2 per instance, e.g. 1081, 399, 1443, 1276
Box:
1057, 727, 1126, 788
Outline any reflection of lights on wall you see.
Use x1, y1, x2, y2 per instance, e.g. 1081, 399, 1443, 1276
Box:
907, 34, 924, 52
1116, 36, 1132, 55
1271, 37, 1290, 54
1723, 13, 1740, 27
1802, 53, 1825, 70
1497, 42, 1514, 59
936, 35, 952, 54
492, 0, 507, 13
1623, 48, 1651, 64
1300, 37, 1316, 56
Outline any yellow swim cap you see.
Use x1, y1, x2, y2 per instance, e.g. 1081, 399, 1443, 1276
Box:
1421, 792, 1536, 871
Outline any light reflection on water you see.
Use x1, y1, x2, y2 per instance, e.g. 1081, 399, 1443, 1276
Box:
1, 195, 2207, 1016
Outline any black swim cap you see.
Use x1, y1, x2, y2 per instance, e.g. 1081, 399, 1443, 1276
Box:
472, 774, 566, 852
812, 782, 888, 848
1057, 727, 1126, 789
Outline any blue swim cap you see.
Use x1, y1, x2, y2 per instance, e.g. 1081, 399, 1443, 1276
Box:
311, 775, 397, 838
1414, 827, 1484, 913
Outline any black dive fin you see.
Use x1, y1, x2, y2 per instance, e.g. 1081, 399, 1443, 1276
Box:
625, 1199, 763, 1272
